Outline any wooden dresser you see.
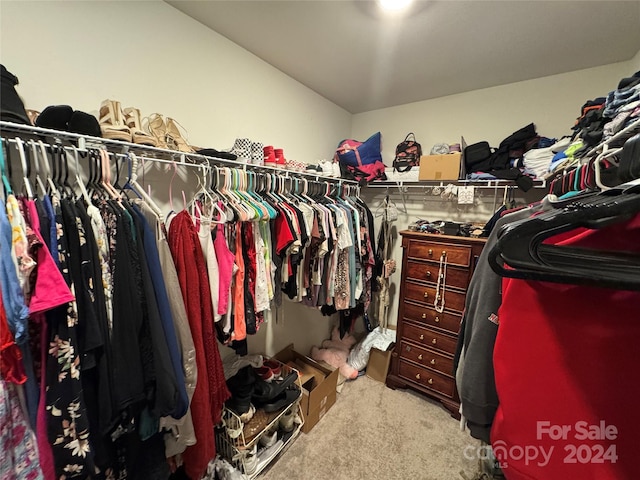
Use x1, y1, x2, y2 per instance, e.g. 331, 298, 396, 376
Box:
386, 231, 485, 417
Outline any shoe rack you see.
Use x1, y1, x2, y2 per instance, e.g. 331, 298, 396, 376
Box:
215, 360, 305, 479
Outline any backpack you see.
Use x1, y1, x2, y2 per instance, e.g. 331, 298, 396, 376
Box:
393, 133, 422, 172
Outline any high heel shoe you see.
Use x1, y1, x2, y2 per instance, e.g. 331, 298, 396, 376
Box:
165, 117, 195, 153
99, 99, 131, 142
124, 107, 157, 147
145, 113, 168, 149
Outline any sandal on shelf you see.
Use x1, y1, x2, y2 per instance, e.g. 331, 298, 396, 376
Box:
99, 99, 131, 142
165, 117, 195, 153
26, 109, 40, 126
124, 107, 157, 147
145, 113, 168, 149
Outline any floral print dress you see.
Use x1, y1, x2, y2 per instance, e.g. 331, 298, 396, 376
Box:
45, 195, 96, 479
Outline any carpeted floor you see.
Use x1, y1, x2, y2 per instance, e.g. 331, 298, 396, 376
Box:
260, 376, 480, 480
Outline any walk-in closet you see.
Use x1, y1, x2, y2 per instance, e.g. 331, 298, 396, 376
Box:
1, 1, 640, 480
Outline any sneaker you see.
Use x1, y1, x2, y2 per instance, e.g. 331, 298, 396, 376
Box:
318, 159, 333, 176
332, 162, 342, 178
263, 145, 276, 168
259, 427, 278, 448
262, 359, 282, 378
255, 439, 284, 472
254, 366, 275, 383
274, 148, 286, 169
214, 457, 247, 480
238, 443, 258, 476
251, 142, 264, 165
231, 138, 252, 163
279, 402, 298, 433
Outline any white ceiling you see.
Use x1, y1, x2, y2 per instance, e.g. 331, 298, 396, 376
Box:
167, 0, 640, 114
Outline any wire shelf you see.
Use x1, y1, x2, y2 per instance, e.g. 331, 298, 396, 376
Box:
215, 360, 305, 478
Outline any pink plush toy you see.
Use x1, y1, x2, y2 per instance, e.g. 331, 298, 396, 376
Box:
310, 326, 359, 379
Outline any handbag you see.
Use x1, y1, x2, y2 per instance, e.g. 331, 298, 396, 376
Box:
393, 132, 422, 172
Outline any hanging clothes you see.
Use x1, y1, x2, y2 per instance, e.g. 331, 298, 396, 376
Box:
167, 210, 230, 480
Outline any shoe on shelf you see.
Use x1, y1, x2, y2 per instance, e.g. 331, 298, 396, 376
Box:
262, 388, 301, 413
166, 117, 195, 153
215, 456, 248, 480
258, 426, 278, 448
124, 107, 157, 147
251, 141, 264, 165
252, 371, 298, 405
263, 145, 276, 168
145, 113, 169, 149
332, 161, 342, 178
263, 359, 282, 378
231, 138, 252, 163
274, 148, 286, 169
255, 366, 275, 383
99, 99, 132, 142
235, 443, 258, 476
278, 402, 299, 433
26, 109, 39, 126
255, 439, 284, 472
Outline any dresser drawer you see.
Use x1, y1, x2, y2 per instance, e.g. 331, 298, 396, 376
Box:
404, 260, 469, 290
403, 322, 458, 355
402, 302, 461, 334
404, 282, 466, 313
398, 359, 455, 397
406, 240, 472, 267
400, 341, 455, 377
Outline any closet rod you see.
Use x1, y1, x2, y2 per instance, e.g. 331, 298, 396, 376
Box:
365, 180, 546, 189
2, 137, 209, 170
2, 136, 361, 200
0, 120, 358, 185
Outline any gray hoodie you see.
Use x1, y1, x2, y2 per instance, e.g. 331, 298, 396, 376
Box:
455, 204, 546, 442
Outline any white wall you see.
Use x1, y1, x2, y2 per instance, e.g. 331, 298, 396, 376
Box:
630, 48, 640, 73
0, 0, 351, 357
351, 62, 631, 162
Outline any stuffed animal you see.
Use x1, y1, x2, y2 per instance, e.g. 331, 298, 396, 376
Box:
310, 326, 359, 379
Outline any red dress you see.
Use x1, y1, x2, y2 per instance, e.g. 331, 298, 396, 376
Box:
168, 210, 230, 479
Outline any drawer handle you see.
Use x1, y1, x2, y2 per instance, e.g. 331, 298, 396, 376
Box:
432, 338, 437, 345
428, 378, 433, 385
434, 316, 440, 323
421, 313, 427, 319
423, 292, 429, 299
418, 354, 423, 360
416, 373, 421, 380
419, 334, 424, 340
425, 271, 431, 278
428, 249, 433, 256
430, 359, 436, 365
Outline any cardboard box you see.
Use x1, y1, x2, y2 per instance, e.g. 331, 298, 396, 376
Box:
366, 344, 395, 383
273, 344, 339, 433
418, 153, 462, 181
301, 390, 336, 434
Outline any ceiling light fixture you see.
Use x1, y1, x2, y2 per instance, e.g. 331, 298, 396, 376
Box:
377, 0, 414, 13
